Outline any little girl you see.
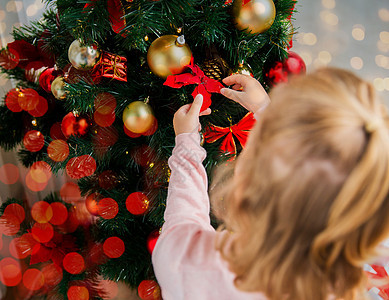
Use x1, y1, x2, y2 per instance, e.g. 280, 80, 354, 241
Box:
152, 68, 389, 300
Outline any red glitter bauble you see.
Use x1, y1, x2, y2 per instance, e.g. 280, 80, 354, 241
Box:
5, 89, 22, 112
85, 193, 100, 216
0, 257, 22, 287
126, 192, 149, 215
98, 198, 119, 220
266, 51, 306, 86
138, 280, 162, 300
47, 139, 69, 162
23, 130, 45, 152
146, 230, 160, 254
63, 252, 85, 274
39, 67, 59, 92
68, 286, 89, 300
17, 88, 40, 111
103, 237, 125, 258
23, 268, 44, 291
49, 202, 68, 225
66, 155, 97, 179
61, 112, 90, 138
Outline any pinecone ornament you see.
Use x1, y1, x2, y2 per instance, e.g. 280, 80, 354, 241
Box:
202, 57, 230, 81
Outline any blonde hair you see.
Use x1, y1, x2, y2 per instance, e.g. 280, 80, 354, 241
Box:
211, 68, 389, 300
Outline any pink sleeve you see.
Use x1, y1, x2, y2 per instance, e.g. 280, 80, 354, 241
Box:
151, 133, 268, 299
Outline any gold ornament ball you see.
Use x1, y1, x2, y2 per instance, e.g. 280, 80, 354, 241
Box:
233, 0, 276, 34
68, 40, 100, 70
123, 101, 154, 134
147, 35, 192, 79
231, 62, 254, 77
51, 76, 67, 100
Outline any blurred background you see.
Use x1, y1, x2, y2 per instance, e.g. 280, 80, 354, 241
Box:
0, 0, 388, 299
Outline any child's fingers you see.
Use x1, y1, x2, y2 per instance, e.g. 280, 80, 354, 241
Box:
199, 108, 211, 116
222, 74, 251, 87
175, 103, 191, 115
220, 88, 242, 102
189, 94, 203, 116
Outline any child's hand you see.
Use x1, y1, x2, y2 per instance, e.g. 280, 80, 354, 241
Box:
173, 94, 212, 136
221, 74, 270, 113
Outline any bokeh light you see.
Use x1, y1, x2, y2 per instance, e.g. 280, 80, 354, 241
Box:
320, 10, 339, 26
350, 56, 364, 70
0, 163, 20, 184
49, 202, 68, 225
0, 257, 22, 286
31, 201, 53, 223
23, 268, 44, 291
63, 252, 85, 274
379, 8, 389, 22
60, 181, 82, 203
126, 192, 150, 215
67, 286, 89, 300
352, 25, 365, 41
103, 237, 125, 258
31, 222, 54, 243
41, 263, 63, 287
23, 130, 44, 152
321, 0, 336, 9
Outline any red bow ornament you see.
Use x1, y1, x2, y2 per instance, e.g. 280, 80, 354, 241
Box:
164, 60, 224, 112
204, 112, 256, 157
366, 264, 389, 299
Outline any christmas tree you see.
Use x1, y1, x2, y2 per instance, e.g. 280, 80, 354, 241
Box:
0, 0, 303, 299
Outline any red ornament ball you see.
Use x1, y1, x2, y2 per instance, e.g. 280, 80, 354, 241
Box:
97, 198, 119, 220
85, 193, 100, 216
66, 155, 97, 179
138, 280, 162, 300
126, 192, 150, 215
146, 230, 160, 254
23, 130, 45, 152
63, 252, 85, 274
103, 236, 125, 259
266, 51, 306, 86
61, 112, 90, 138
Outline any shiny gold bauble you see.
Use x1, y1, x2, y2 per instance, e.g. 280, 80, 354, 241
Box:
68, 39, 101, 70
233, 0, 276, 34
123, 101, 154, 134
51, 76, 67, 100
147, 35, 192, 79
231, 62, 254, 77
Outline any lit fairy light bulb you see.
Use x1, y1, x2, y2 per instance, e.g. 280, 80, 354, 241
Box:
352, 25, 365, 41
350, 57, 363, 70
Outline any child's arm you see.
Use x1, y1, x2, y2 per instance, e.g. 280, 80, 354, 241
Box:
221, 74, 270, 118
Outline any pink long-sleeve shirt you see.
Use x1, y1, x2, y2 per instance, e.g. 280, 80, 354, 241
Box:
152, 132, 267, 300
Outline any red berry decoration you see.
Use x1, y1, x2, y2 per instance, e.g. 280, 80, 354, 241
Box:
266, 51, 306, 86
138, 280, 162, 300
61, 112, 90, 138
